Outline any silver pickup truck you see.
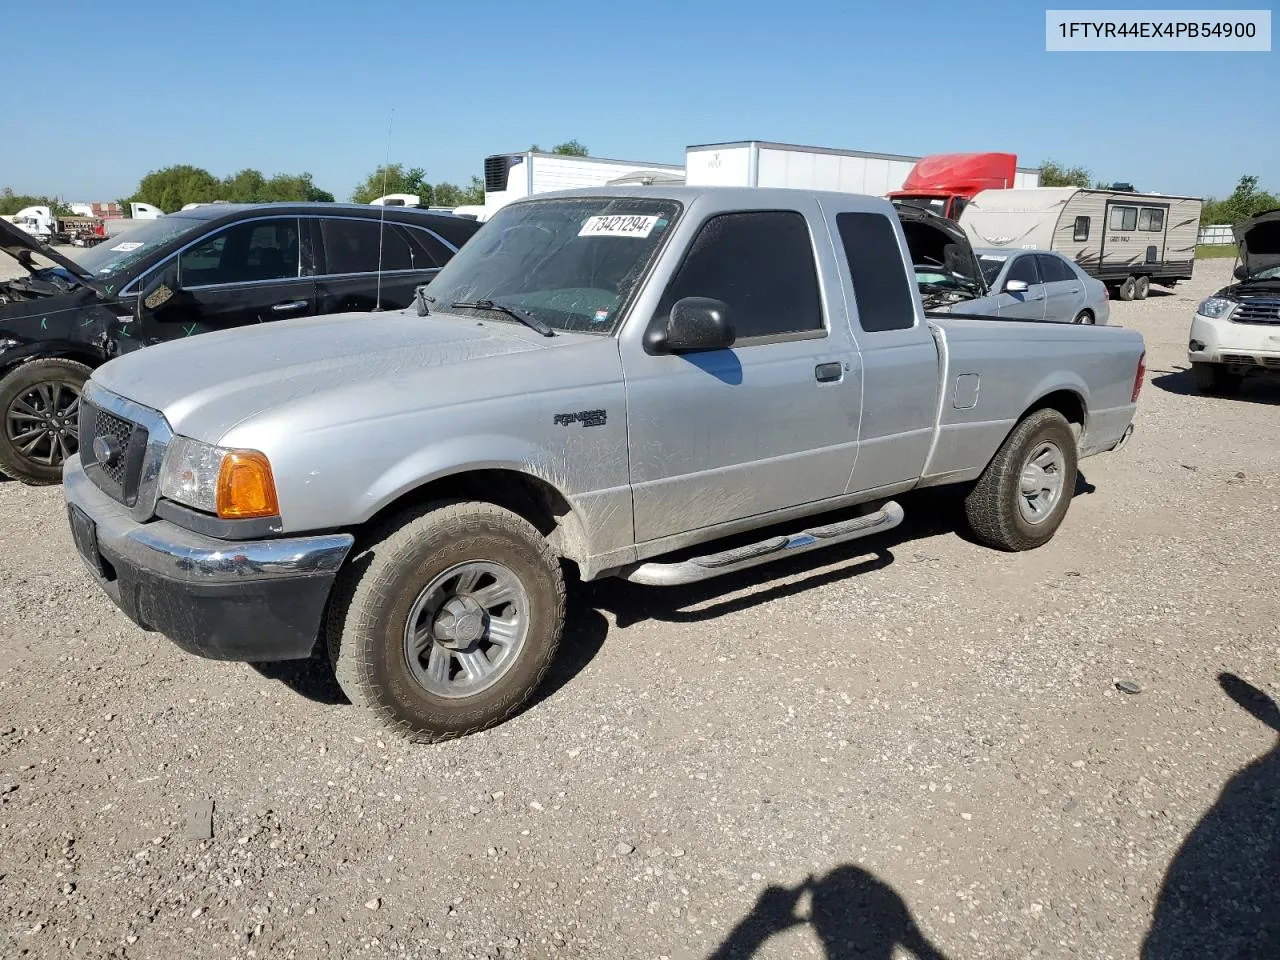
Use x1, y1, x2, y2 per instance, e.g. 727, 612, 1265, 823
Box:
62, 187, 1146, 740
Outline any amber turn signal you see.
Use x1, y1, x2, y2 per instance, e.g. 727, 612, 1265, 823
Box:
215, 450, 280, 519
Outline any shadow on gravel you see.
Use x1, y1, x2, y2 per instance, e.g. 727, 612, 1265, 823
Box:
250, 647, 350, 706
1151, 366, 1280, 405
1141, 672, 1280, 959
706, 866, 951, 959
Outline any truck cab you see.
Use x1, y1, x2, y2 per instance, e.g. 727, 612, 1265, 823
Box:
887, 152, 1029, 222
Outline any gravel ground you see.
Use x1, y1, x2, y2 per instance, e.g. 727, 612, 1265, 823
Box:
1, 254, 1277, 960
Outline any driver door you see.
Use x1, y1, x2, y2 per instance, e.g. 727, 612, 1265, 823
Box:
137, 217, 315, 344
995, 253, 1047, 320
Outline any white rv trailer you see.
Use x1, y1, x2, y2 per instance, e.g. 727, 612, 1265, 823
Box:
481, 152, 685, 219
958, 187, 1202, 300
684, 141, 1040, 194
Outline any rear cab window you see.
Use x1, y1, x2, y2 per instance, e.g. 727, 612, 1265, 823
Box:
835, 212, 916, 332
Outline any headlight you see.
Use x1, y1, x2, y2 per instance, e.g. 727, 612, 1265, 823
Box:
1196, 297, 1236, 320
159, 436, 279, 519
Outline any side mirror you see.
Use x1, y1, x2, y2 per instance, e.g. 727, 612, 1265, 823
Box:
645, 297, 735, 354
1004, 279, 1029, 294
1233, 264, 1249, 281
134, 272, 177, 321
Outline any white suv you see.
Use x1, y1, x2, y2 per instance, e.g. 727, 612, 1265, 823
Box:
1188, 209, 1280, 394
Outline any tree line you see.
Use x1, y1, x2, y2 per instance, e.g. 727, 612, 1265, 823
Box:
1038, 159, 1275, 225
4, 141, 594, 218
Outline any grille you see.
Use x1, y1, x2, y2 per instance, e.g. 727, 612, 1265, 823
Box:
1233, 299, 1280, 324
1221, 354, 1257, 365
94, 409, 133, 485
80, 400, 148, 506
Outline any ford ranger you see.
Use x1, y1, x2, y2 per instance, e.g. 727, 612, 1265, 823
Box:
61, 187, 1147, 741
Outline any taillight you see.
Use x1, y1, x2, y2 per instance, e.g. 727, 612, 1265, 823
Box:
1132, 351, 1146, 402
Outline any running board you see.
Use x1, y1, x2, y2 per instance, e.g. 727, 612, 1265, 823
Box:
621, 501, 905, 587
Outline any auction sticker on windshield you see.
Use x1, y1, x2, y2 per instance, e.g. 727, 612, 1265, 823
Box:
578, 215, 660, 238
109, 241, 144, 252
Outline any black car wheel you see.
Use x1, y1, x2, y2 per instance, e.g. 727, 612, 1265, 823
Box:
0, 358, 93, 485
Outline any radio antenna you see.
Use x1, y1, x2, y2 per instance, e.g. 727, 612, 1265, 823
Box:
373, 108, 394, 312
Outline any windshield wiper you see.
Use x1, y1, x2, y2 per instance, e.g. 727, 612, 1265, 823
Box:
450, 299, 555, 337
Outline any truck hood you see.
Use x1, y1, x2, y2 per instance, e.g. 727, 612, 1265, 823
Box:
1234, 208, 1280, 277
93, 309, 559, 441
0, 218, 95, 282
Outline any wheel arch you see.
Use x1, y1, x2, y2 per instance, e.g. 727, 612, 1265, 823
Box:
1018, 387, 1087, 437
0, 343, 102, 379
359, 466, 594, 571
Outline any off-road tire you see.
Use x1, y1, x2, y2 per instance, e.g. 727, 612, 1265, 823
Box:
0, 358, 92, 485
326, 500, 566, 742
1191, 362, 1243, 396
1117, 276, 1137, 301
1134, 275, 1151, 300
964, 408, 1078, 552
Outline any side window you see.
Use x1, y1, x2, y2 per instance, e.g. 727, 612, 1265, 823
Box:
399, 225, 452, 268
835, 211, 916, 332
1006, 254, 1041, 285
179, 218, 299, 286
320, 218, 415, 274
1073, 216, 1090, 241
657, 211, 823, 340
1109, 206, 1138, 231
1037, 255, 1075, 283
1138, 208, 1165, 232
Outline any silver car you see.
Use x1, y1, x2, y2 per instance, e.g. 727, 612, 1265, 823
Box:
970, 248, 1110, 325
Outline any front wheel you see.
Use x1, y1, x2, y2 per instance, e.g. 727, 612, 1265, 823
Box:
964, 409, 1079, 552
327, 501, 566, 742
0, 358, 92, 484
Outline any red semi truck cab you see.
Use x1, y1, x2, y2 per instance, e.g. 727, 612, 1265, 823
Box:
888, 152, 1021, 220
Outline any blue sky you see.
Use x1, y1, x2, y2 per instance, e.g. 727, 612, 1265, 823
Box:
8, 0, 1275, 202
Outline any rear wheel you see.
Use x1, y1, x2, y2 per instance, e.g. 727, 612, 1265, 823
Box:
0, 358, 92, 485
1073, 310, 1095, 325
1191, 362, 1243, 396
1117, 276, 1137, 301
1133, 276, 1151, 300
964, 409, 1078, 552
327, 500, 566, 742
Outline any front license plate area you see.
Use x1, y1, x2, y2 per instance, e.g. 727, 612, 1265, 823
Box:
68, 504, 104, 578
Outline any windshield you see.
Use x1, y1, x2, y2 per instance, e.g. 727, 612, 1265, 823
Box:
75, 216, 204, 278
896, 196, 948, 216
423, 197, 682, 334
978, 254, 1009, 287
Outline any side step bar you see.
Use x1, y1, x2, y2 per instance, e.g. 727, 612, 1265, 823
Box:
621, 501, 904, 587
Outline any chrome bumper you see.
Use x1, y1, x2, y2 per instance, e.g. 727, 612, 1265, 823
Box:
63, 454, 354, 661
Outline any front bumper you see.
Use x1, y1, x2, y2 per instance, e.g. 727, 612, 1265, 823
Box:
63, 454, 354, 662
1189, 312, 1280, 368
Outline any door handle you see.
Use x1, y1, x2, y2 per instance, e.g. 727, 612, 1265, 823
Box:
271, 299, 308, 313
815, 362, 843, 383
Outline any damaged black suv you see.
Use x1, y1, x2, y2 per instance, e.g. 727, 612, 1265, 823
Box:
0, 204, 480, 483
